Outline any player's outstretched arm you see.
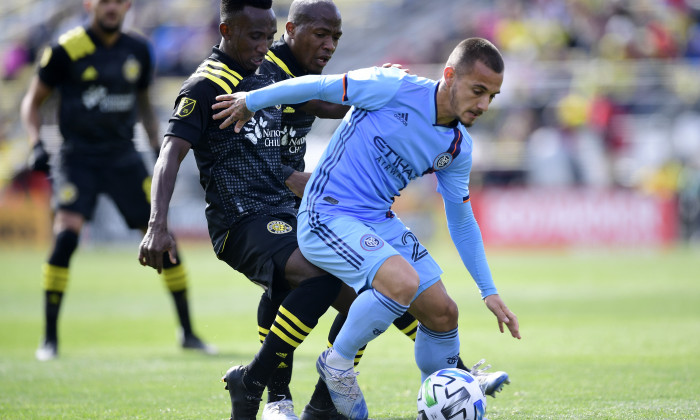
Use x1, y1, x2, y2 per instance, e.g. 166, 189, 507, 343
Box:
211, 92, 253, 131
285, 170, 311, 198
484, 294, 521, 339
138, 136, 191, 273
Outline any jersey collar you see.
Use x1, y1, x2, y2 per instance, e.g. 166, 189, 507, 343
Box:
210, 45, 256, 78
264, 36, 307, 78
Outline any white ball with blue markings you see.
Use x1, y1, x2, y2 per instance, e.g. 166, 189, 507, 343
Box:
417, 368, 486, 420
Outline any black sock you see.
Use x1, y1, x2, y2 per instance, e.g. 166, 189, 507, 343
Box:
244, 275, 341, 395
162, 255, 193, 335
43, 230, 79, 342
257, 294, 293, 402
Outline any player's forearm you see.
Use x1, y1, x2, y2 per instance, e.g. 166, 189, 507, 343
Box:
246, 74, 346, 112
137, 91, 160, 150
148, 137, 187, 230
444, 200, 498, 298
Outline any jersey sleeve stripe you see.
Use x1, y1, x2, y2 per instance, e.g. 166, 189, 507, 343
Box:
342, 73, 349, 102
195, 71, 233, 94
203, 60, 243, 81
463, 195, 471, 203
265, 51, 295, 77
58, 27, 96, 61
199, 63, 241, 87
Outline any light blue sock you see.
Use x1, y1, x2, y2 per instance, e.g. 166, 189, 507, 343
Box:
333, 289, 408, 360
415, 324, 460, 383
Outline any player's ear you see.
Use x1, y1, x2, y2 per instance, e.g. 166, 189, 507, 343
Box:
443, 66, 456, 86
285, 21, 296, 39
219, 21, 230, 39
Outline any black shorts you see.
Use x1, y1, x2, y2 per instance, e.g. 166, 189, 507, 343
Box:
217, 214, 298, 302
52, 149, 150, 229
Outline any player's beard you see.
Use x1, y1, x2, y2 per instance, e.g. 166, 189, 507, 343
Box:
96, 18, 122, 34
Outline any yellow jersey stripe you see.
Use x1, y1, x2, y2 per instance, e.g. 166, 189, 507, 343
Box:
265, 51, 295, 78
196, 71, 233, 94
279, 306, 312, 333
200, 63, 241, 87
203, 60, 243, 81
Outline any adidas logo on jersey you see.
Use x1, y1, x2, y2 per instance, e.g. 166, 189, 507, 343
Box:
394, 112, 409, 126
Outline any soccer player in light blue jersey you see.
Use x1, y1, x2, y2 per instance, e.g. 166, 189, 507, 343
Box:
213, 38, 521, 420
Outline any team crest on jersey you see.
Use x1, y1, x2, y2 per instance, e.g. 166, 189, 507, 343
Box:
433, 152, 453, 171
176, 97, 196, 117
58, 183, 78, 205
122, 55, 141, 82
267, 220, 293, 234
360, 234, 384, 251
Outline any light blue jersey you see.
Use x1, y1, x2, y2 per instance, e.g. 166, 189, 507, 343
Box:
245, 67, 497, 298
249, 67, 472, 221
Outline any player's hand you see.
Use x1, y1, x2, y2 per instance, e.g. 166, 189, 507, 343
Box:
212, 93, 253, 132
28, 140, 50, 173
484, 294, 521, 339
382, 62, 412, 74
138, 227, 177, 274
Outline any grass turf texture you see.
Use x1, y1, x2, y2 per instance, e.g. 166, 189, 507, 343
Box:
0, 242, 698, 419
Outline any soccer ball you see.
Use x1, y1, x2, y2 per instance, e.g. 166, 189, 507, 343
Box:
417, 368, 486, 420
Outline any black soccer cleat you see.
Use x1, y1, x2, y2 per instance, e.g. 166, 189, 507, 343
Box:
179, 330, 218, 355
222, 365, 262, 420
35, 338, 58, 361
300, 403, 348, 420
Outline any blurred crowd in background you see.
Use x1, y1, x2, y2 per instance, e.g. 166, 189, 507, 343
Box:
1, 0, 700, 244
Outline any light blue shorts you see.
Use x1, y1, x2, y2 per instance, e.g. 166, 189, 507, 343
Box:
297, 210, 443, 301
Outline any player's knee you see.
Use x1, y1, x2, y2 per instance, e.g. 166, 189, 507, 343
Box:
427, 299, 459, 331
373, 258, 419, 305
53, 210, 84, 234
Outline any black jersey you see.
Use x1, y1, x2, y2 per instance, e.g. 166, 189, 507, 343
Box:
166, 46, 296, 253
38, 26, 152, 155
257, 37, 316, 175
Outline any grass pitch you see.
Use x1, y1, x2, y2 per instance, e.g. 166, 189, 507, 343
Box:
0, 241, 698, 419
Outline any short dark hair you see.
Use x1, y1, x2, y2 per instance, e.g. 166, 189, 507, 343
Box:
220, 0, 272, 22
288, 0, 339, 27
446, 37, 504, 75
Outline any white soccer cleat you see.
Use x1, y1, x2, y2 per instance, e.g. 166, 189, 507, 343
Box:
262, 399, 299, 420
35, 339, 58, 361
470, 359, 510, 397
316, 349, 368, 420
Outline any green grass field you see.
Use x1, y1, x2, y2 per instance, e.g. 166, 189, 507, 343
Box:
1, 241, 698, 419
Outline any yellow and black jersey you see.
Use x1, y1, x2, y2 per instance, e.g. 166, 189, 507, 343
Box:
165, 46, 296, 254
38, 26, 152, 154
257, 37, 316, 176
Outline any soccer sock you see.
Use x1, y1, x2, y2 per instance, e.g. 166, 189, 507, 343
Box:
331, 289, 408, 363
43, 230, 79, 342
414, 324, 460, 383
161, 255, 192, 336
257, 293, 293, 403
393, 311, 419, 340
392, 312, 470, 372
244, 275, 341, 395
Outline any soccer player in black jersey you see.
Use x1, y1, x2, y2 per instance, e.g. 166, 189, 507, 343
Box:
137, 1, 344, 419
19, 0, 214, 361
